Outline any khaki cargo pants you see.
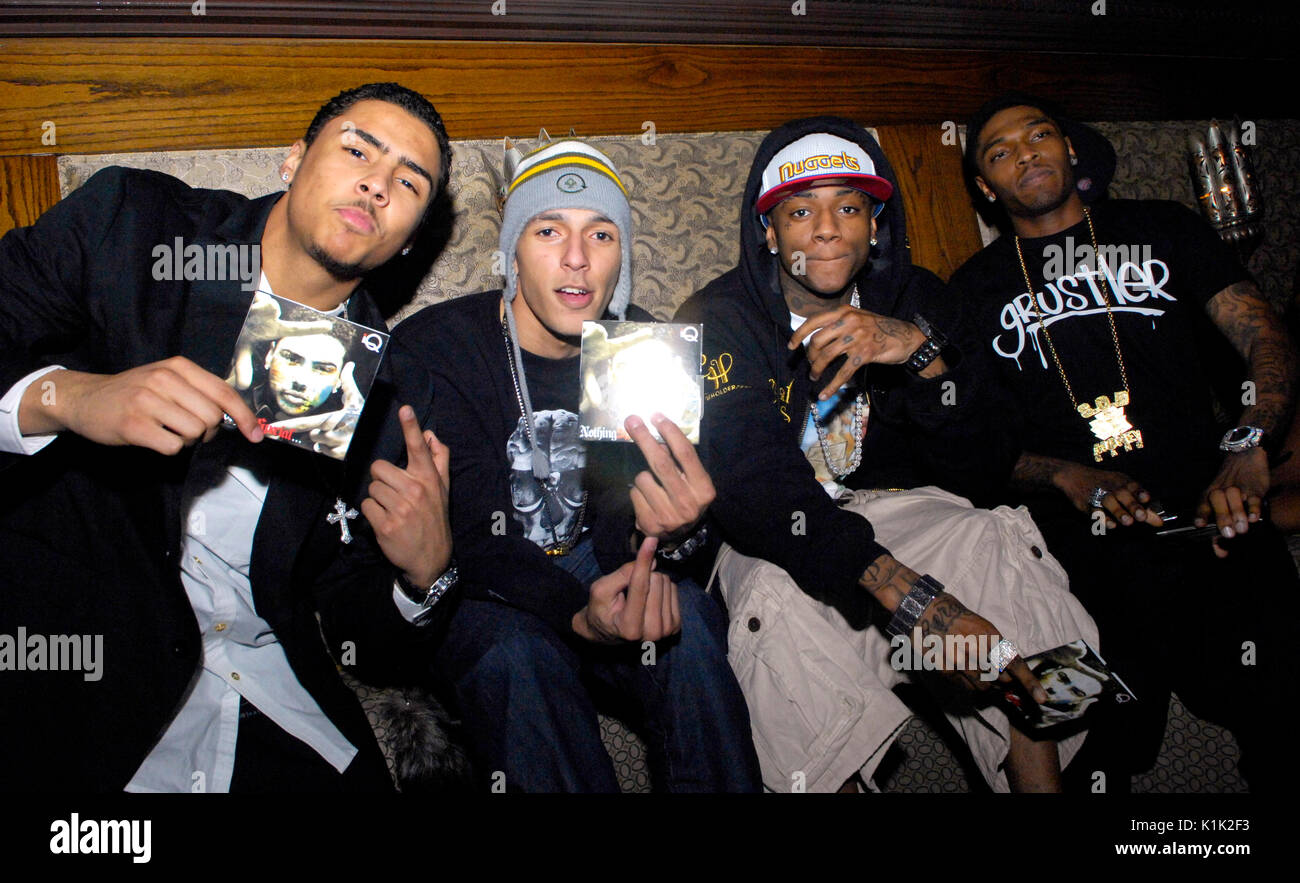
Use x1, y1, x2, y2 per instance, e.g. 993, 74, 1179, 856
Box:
713, 486, 1097, 793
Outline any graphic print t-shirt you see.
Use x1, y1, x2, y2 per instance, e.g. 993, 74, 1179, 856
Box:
954, 200, 1247, 506
791, 312, 868, 498
508, 350, 587, 550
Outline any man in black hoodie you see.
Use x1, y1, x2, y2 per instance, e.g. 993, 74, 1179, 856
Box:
676, 117, 1096, 792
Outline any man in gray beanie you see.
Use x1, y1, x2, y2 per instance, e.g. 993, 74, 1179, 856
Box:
390, 140, 760, 791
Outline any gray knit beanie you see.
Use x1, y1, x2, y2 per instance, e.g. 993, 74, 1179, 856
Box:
499, 139, 633, 480
499, 139, 633, 319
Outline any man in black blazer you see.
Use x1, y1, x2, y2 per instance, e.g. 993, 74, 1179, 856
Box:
0, 83, 456, 791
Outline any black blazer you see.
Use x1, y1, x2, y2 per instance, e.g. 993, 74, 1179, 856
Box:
0, 167, 444, 791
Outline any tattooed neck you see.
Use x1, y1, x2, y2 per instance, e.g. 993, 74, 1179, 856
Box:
781, 274, 852, 318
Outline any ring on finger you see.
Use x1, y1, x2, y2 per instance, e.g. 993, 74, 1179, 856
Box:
988, 638, 1019, 675
1087, 486, 1109, 509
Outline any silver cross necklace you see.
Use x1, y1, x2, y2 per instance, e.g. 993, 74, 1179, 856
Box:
327, 498, 359, 544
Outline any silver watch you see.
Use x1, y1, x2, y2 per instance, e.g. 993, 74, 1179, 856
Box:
903, 314, 947, 374
658, 523, 709, 562
396, 564, 459, 617
1220, 425, 1264, 453
884, 574, 944, 639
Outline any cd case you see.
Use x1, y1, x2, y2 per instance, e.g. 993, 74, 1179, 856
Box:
578, 320, 703, 444
1012, 639, 1137, 729
221, 290, 389, 461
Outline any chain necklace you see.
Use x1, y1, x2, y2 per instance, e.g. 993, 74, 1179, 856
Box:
501, 314, 588, 556
813, 395, 867, 481
811, 284, 868, 480
290, 294, 359, 544
1014, 207, 1144, 462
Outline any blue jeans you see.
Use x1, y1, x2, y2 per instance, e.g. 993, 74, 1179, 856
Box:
433, 538, 761, 792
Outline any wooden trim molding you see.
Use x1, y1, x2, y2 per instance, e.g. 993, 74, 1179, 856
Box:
877, 124, 983, 280
2, 38, 1294, 157
0, 155, 60, 235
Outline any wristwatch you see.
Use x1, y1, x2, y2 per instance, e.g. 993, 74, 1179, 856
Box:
884, 573, 944, 639
658, 523, 709, 562
396, 563, 459, 622
1220, 425, 1265, 453
904, 314, 947, 374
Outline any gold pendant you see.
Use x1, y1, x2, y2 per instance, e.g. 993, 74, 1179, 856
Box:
1078, 392, 1144, 462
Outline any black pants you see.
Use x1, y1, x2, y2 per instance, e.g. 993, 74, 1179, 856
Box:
228, 699, 393, 793
1030, 498, 1294, 793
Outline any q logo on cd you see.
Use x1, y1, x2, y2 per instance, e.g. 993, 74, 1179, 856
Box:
362, 332, 384, 353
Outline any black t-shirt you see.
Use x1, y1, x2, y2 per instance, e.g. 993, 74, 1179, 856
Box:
509, 347, 644, 552
951, 200, 1248, 509
519, 349, 581, 414
508, 349, 586, 550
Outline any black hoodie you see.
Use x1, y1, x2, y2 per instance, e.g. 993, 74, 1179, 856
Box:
675, 116, 1016, 625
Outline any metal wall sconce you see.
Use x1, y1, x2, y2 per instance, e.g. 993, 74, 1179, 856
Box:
1187, 120, 1263, 256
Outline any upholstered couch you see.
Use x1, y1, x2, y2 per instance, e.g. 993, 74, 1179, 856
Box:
55, 119, 1300, 792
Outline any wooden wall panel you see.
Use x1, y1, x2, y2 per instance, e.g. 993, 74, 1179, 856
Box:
0, 39, 1294, 157
0, 155, 60, 237
876, 124, 983, 281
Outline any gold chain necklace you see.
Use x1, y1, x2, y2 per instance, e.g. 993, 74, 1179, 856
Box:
1013, 207, 1144, 462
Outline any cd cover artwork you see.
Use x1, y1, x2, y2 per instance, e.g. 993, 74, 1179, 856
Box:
222, 290, 389, 461
578, 320, 703, 444
1016, 639, 1138, 729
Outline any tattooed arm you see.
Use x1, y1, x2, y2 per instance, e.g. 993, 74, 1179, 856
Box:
858, 552, 1047, 699
1010, 452, 1069, 494
1011, 452, 1163, 528
1198, 282, 1299, 551
1206, 281, 1298, 439
857, 552, 921, 613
